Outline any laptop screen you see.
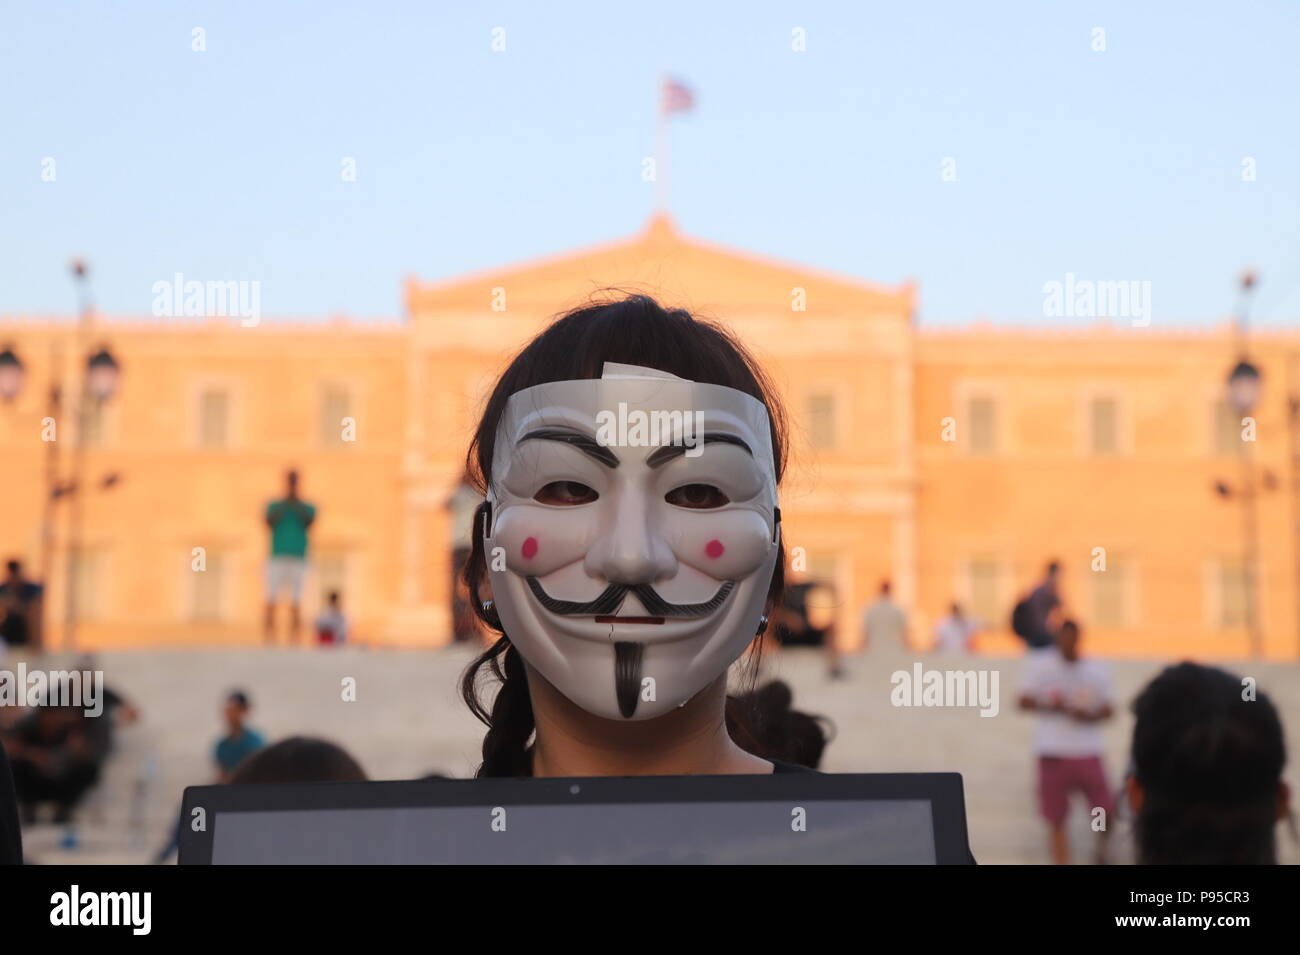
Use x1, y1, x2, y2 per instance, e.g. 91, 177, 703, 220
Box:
211, 798, 936, 864
183, 773, 969, 865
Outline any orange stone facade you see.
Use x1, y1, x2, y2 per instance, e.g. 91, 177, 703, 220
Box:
1, 216, 1296, 658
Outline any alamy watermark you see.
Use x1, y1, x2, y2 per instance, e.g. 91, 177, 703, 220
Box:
0, 663, 104, 716
595, 403, 705, 457
890, 662, 1000, 717
151, 272, 261, 326
1042, 273, 1151, 327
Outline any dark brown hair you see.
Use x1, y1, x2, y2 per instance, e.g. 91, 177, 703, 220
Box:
459, 293, 788, 776
226, 736, 367, 784
732, 679, 835, 770
1131, 662, 1287, 864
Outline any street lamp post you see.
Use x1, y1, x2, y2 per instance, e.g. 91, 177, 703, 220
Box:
1227, 357, 1263, 658
0, 263, 121, 653
1227, 269, 1263, 658
64, 260, 121, 650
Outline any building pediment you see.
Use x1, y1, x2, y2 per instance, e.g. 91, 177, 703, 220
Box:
405, 215, 914, 328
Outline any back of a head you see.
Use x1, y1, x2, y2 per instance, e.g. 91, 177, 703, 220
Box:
227, 736, 367, 785
1131, 662, 1286, 864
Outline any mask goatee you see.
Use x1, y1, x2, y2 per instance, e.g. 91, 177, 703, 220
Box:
613, 642, 645, 719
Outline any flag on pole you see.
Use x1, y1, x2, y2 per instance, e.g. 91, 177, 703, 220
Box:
661, 77, 695, 115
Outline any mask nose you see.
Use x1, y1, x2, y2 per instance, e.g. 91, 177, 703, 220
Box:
585, 485, 677, 585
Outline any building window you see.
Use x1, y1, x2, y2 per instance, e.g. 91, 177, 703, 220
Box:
313, 549, 349, 611
803, 549, 839, 585
68, 549, 105, 622
800, 549, 839, 628
967, 396, 997, 455
1090, 557, 1132, 628
198, 388, 230, 449
967, 556, 1000, 625
1089, 396, 1120, 456
321, 385, 352, 447
807, 394, 836, 449
80, 401, 105, 448
190, 551, 227, 621
1213, 399, 1242, 456
1212, 559, 1250, 629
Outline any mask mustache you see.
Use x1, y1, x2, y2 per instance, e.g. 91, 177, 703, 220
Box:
525, 577, 735, 618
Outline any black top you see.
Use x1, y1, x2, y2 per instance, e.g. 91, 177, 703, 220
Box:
0, 738, 22, 865
770, 759, 817, 774
0, 580, 42, 646
770, 759, 976, 864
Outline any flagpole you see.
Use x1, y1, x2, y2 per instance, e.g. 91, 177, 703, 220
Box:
654, 75, 667, 213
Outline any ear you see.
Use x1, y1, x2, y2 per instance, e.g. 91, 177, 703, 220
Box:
1277, 780, 1291, 822
1125, 774, 1144, 814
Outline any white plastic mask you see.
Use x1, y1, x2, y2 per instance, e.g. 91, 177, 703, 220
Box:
484, 362, 780, 720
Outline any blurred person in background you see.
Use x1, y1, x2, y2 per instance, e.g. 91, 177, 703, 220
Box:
1012, 560, 1063, 654
730, 680, 833, 770
154, 688, 267, 862
2, 703, 101, 825
861, 579, 908, 652
770, 570, 843, 678
216, 690, 265, 782
933, 601, 978, 654
314, 589, 348, 646
0, 558, 44, 655
0, 737, 21, 864
227, 736, 366, 784
1018, 618, 1115, 865
1128, 662, 1292, 865
264, 469, 316, 644
73, 655, 140, 765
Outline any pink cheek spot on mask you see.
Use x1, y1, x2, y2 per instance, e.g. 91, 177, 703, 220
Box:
705, 539, 725, 559
521, 537, 539, 560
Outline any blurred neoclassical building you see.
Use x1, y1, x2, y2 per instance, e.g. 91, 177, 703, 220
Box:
1, 215, 1296, 658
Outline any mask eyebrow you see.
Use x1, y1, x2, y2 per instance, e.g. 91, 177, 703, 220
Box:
518, 427, 620, 468
646, 432, 753, 469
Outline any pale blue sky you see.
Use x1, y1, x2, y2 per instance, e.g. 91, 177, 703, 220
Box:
3, 0, 1298, 326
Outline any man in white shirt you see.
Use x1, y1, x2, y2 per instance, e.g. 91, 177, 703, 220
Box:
933, 602, 978, 654
861, 580, 908, 651
1017, 619, 1115, 864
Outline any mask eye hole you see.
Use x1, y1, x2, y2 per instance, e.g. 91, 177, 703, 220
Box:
534, 481, 599, 506
665, 483, 730, 509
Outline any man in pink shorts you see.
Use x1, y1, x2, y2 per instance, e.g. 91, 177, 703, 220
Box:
1018, 619, 1115, 864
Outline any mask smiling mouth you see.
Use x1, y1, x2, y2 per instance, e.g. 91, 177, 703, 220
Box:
525, 577, 735, 620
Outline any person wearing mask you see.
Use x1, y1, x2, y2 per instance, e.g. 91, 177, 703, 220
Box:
460, 296, 789, 778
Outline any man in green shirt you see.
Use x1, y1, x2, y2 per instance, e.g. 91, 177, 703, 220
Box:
264, 469, 316, 644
